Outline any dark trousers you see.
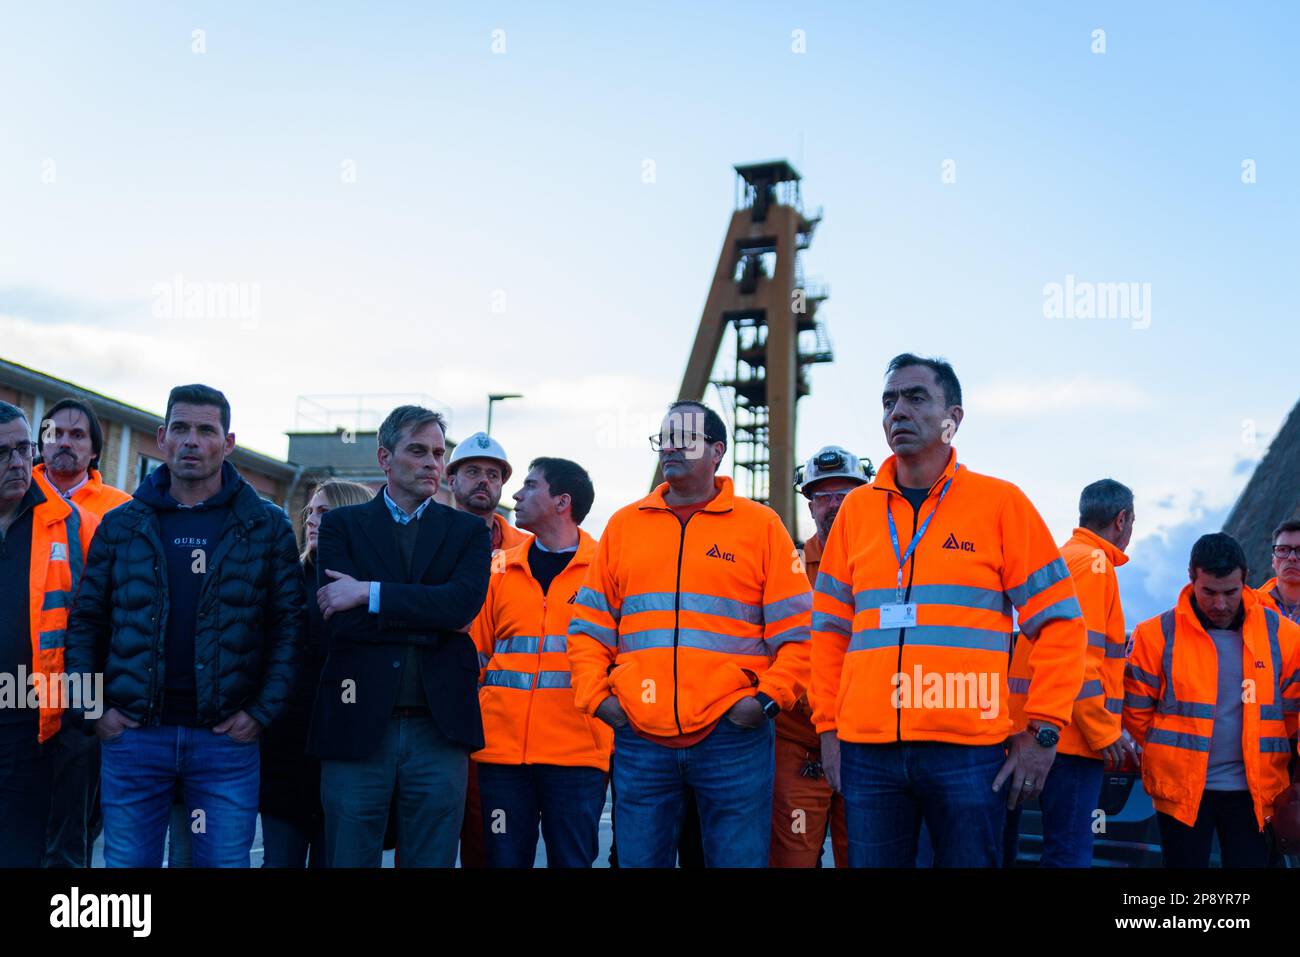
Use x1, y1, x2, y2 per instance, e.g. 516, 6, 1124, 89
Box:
321, 714, 468, 868
459, 761, 486, 867
167, 799, 192, 867
262, 814, 326, 868
840, 739, 1007, 867
477, 763, 608, 867
0, 721, 52, 867
1005, 752, 1104, 867
43, 724, 101, 867
1157, 790, 1269, 868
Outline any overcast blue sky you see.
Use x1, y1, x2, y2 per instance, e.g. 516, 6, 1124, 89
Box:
2, 1, 1296, 623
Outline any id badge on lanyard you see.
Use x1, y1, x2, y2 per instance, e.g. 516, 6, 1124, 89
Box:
878, 602, 917, 629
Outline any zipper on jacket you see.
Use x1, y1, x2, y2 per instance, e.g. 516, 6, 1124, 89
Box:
671, 513, 700, 736
894, 489, 930, 743
518, 581, 546, 763
148, 521, 166, 725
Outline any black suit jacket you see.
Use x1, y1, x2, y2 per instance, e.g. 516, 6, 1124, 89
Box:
306, 490, 491, 760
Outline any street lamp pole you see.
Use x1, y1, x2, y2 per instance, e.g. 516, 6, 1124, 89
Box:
486, 393, 523, 436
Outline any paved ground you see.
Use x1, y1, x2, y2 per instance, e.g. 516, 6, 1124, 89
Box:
90, 791, 836, 866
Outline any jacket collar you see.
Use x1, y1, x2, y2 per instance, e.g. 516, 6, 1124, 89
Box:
382, 486, 433, 524
505, 527, 597, 572
802, 533, 824, 566
124, 462, 261, 530
1175, 582, 1265, 648
1069, 526, 1129, 568
28, 469, 72, 526
871, 447, 959, 498
638, 474, 736, 513
32, 463, 97, 500
361, 488, 451, 584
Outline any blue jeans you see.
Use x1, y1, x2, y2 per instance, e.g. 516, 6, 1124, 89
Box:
611, 718, 774, 868
320, 714, 467, 868
1005, 752, 1103, 867
477, 763, 608, 868
840, 739, 1007, 867
100, 725, 260, 868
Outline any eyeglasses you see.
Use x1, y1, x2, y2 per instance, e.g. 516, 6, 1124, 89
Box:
649, 432, 715, 452
0, 441, 36, 465
1273, 546, 1300, 560
809, 490, 852, 505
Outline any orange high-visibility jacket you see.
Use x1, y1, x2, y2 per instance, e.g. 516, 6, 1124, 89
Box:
492, 512, 531, 555
1256, 578, 1300, 624
801, 535, 823, 584
1123, 585, 1300, 829
776, 535, 826, 749
810, 449, 1087, 745
1010, 527, 1127, 758
27, 471, 100, 742
33, 465, 131, 518
567, 476, 812, 737
471, 530, 613, 770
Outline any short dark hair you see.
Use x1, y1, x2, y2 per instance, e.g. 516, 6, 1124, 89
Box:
885, 353, 962, 407
378, 405, 447, 453
667, 400, 727, 452
528, 456, 595, 525
1189, 532, 1248, 580
1273, 519, 1300, 543
166, 384, 231, 434
0, 400, 29, 427
42, 397, 105, 470
1078, 479, 1133, 532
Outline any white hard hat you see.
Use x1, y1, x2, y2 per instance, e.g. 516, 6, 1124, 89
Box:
795, 445, 874, 497
448, 431, 512, 482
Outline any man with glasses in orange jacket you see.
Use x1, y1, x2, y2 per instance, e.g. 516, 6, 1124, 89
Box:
811, 354, 1087, 867
0, 401, 99, 867
1125, 532, 1300, 867
1257, 520, 1300, 626
568, 400, 812, 867
471, 457, 611, 867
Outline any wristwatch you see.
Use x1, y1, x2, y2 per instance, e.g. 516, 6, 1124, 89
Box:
754, 692, 780, 720
1028, 722, 1059, 748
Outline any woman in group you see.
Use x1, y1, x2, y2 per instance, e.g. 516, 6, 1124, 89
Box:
259, 479, 373, 867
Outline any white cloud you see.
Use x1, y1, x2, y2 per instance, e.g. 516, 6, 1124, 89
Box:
1116, 500, 1232, 627
974, 376, 1152, 417
0, 313, 190, 405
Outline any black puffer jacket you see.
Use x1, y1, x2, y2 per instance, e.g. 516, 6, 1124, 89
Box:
64, 462, 305, 730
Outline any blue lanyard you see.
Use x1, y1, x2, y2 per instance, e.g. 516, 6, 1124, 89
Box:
1274, 587, 1300, 625
886, 464, 960, 602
